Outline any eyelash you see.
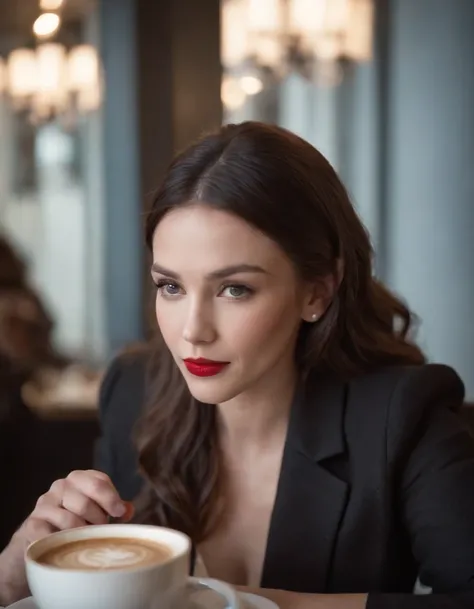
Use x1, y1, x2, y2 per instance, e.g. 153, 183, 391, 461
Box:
153, 279, 254, 301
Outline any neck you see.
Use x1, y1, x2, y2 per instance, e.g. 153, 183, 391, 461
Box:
216, 358, 298, 449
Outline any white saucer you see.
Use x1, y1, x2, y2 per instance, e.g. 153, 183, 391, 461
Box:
240, 592, 279, 609
7, 592, 279, 609
5, 599, 37, 609
6, 599, 37, 609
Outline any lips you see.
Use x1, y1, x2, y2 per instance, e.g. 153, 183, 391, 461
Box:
183, 358, 229, 377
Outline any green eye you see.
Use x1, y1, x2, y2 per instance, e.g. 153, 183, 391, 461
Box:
220, 285, 253, 299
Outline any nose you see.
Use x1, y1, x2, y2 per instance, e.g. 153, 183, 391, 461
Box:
182, 299, 217, 345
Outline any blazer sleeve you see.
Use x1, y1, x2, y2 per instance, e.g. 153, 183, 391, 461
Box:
367, 364, 474, 609
94, 350, 148, 501
94, 355, 123, 479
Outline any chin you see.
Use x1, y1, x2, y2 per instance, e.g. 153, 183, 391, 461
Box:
184, 376, 240, 405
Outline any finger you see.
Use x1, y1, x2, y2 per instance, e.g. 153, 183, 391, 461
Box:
36, 485, 65, 508
86, 470, 112, 481
118, 501, 135, 523
45, 478, 67, 503
35, 477, 68, 509
42, 473, 106, 505
66, 470, 125, 518
33, 503, 87, 531
61, 487, 109, 525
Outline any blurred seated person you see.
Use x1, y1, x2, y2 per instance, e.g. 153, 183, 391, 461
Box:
0, 235, 65, 549
0, 235, 63, 419
2, 124, 474, 608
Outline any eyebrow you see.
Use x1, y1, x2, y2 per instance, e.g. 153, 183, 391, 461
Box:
151, 263, 268, 280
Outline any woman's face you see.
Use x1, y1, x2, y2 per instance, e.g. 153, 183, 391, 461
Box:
151, 204, 323, 405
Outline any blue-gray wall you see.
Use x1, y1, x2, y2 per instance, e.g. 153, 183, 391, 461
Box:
385, 0, 474, 396
98, 0, 221, 359
100, 0, 143, 356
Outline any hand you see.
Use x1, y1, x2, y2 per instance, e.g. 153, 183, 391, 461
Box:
0, 470, 133, 606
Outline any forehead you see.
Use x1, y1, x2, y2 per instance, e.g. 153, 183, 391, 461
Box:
152, 205, 287, 270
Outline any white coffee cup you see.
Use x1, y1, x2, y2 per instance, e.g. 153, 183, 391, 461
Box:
25, 524, 241, 609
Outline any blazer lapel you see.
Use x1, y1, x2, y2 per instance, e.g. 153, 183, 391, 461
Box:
261, 375, 349, 593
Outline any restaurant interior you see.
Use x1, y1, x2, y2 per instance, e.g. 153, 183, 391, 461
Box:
1, 0, 474, 553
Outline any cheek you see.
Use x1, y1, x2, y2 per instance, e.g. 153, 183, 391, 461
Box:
229, 295, 301, 359
155, 300, 182, 347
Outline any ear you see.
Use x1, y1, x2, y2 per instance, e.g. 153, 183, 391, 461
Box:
301, 259, 343, 323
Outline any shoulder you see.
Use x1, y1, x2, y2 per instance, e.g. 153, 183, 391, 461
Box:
96, 347, 150, 499
347, 364, 466, 459
99, 346, 150, 426
350, 364, 464, 411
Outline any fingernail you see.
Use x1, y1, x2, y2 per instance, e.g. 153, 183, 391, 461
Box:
121, 501, 135, 522
112, 503, 126, 518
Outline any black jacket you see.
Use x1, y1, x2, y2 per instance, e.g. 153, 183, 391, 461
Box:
96, 351, 474, 608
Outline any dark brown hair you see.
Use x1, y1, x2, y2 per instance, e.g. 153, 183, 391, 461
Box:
134, 121, 425, 539
0, 235, 59, 385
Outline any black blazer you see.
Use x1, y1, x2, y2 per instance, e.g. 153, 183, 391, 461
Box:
96, 352, 474, 608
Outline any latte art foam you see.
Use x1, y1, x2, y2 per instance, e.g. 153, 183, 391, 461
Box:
60, 544, 156, 569
38, 538, 172, 571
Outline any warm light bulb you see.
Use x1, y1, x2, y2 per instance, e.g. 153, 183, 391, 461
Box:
289, 0, 327, 35
67, 45, 100, 91
33, 43, 68, 115
239, 75, 264, 95
33, 13, 61, 38
248, 0, 283, 33
7, 48, 37, 98
221, 76, 246, 110
324, 0, 350, 33
221, 0, 249, 68
343, 0, 374, 61
40, 0, 64, 9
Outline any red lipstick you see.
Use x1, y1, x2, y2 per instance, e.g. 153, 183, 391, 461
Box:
183, 358, 229, 377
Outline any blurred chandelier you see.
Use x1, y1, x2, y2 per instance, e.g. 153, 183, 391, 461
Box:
0, 2, 102, 126
221, 0, 374, 104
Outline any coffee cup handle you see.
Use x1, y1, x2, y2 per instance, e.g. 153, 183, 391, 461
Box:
187, 576, 242, 609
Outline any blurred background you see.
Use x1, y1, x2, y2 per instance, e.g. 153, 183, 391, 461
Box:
0, 0, 473, 544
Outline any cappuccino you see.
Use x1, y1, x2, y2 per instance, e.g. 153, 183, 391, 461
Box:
37, 537, 173, 571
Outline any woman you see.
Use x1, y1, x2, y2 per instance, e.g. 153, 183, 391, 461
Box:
1, 122, 474, 608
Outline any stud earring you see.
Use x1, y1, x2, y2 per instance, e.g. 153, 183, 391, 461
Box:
311, 313, 319, 322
